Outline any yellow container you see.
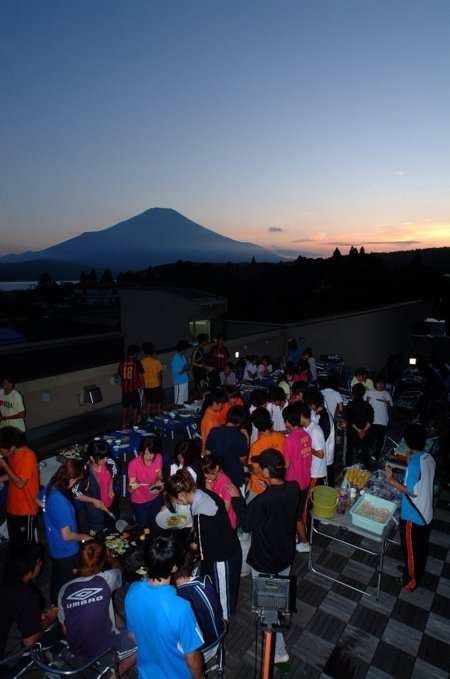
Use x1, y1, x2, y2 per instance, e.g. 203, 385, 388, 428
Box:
312, 486, 338, 519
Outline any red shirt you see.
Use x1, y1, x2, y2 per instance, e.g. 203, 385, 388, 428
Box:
118, 357, 143, 393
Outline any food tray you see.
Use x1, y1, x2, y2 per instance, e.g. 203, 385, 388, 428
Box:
349, 492, 397, 535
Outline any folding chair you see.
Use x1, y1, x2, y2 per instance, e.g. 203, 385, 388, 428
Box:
31, 642, 118, 679
0, 622, 62, 678
0, 647, 34, 678
203, 628, 226, 678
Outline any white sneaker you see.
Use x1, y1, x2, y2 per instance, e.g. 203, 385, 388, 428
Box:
296, 541, 310, 553
274, 652, 289, 664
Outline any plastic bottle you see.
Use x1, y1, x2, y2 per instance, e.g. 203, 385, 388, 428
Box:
336, 479, 349, 514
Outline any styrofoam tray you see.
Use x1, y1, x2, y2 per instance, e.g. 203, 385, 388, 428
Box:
349, 492, 397, 535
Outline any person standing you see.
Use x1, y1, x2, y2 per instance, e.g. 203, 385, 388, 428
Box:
165, 470, 242, 621
0, 426, 39, 545
247, 407, 285, 501
141, 342, 164, 418
385, 423, 435, 592
200, 388, 227, 456
37, 459, 92, 605
127, 436, 163, 531
282, 405, 312, 553
118, 345, 144, 427
125, 533, 204, 679
191, 333, 209, 390
209, 335, 230, 372
171, 340, 191, 407
205, 403, 248, 489
72, 439, 118, 533
228, 450, 299, 665
365, 376, 393, 460
345, 383, 374, 467
0, 376, 26, 432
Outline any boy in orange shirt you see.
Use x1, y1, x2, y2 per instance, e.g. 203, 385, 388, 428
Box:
200, 388, 227, 455
218, 385, 245, 425
247, 408, 285, 502
0, 426, 39, 545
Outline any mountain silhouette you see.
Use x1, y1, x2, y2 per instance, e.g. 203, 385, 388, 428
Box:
0, 208, 281, 270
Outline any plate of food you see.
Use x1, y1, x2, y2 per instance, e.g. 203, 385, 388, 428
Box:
104, 532, 130, 556
57, 447, 84, 461
176, 409, 195, 418
156, 506, 192, 530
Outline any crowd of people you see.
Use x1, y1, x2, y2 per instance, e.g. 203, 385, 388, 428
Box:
0, 342, 439, 677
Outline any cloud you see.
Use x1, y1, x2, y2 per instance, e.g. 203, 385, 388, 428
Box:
268, 227, 284, 233
397, 170, 406, 176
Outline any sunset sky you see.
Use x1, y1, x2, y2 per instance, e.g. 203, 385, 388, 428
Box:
1, 0, 449, 259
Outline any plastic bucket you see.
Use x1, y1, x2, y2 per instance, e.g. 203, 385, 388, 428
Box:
312, 486, 338, 519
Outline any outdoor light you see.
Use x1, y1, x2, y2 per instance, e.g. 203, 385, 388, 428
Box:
83, 385, 103, 404
409, 357, 417, 366
252, 575, 293, 625
235, 351, 240, 358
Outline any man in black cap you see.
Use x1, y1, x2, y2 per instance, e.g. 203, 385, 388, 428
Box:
227, 449, 299, 664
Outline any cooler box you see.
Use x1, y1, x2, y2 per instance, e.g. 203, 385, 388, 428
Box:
349, 492, 397, 535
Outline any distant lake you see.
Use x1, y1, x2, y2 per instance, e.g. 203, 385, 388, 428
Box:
0, 281, 77, 291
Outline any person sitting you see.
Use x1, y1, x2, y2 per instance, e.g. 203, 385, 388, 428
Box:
351, 367, 374, 392
257, 355, 273, 379
234, 358, 246, 384
174, 549, 225, 656
0, 543, 61, 662
58, 540, 136, 678
220, 362, 237, 387
243, 355, 258, 382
